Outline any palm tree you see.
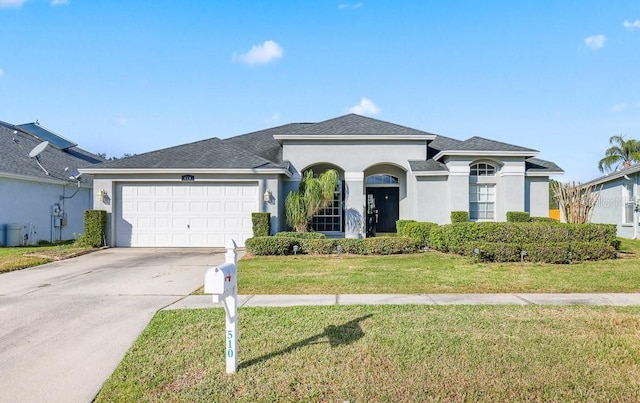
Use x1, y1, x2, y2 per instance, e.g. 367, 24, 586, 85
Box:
285, 169, 339, 232
597, 135, 640, 173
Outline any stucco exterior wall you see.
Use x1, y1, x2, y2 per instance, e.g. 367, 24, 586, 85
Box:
525, 177, 549, 217
590, 177, 638, 238
283, 140, 426, 173
413, 176, 449, 224
0, 177, 91, 245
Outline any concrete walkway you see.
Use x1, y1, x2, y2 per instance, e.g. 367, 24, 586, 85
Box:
166, 293, 640, 310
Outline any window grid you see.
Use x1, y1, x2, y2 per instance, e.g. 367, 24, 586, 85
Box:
311, 182, 343, 232
470, 163, 496, 176
366, 174, 399, 185
470, 184, 495, 220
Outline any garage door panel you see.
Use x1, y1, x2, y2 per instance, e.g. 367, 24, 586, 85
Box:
116, 183, 258, 247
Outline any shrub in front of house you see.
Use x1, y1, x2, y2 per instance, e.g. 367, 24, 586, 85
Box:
245, 236, 298, 255
76, 210, 107, 247
506, 211, 531, 222
450, 211, 469, 223
274, 231, 327, 239
531, 216, 558, 223
397, 221, 438, 247
395, 220, 417, 234
299, 238, 337, 254
463, 241, 617, 263
251, 212, 271, 237
246, 236, 420, 255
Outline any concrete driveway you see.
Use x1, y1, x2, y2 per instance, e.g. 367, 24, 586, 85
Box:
0, 248, 224, 403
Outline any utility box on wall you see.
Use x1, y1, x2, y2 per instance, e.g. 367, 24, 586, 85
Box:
5, 223, 23, 247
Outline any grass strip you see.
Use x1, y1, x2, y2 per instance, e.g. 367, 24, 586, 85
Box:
96, 305, 640, 402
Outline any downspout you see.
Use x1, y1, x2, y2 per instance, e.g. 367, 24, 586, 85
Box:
635, 174, 638, 240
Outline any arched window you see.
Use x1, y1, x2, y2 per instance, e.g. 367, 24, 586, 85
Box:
366, 174, 398, 185
470, 163, 496, 176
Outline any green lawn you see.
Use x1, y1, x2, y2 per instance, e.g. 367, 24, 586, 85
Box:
0, 244, 96, 273
234, 246, 640, 294
96, 305, 640, 402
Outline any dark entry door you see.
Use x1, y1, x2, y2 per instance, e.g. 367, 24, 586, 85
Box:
366, 187, 399, 233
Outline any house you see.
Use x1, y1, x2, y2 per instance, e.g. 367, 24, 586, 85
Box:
0, 121, 103, 246
584, 165, 640, 239
80, 114, 563, 248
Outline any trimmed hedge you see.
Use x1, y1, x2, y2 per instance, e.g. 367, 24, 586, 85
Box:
506, 211, 530, 222
429, 222, 618, 253
274, 232, 326, 239
251, 212, 270, 237
396, 220, 417, 234
451, 211, 469, 223
397, 221, 438, 247
463, 241, 617, 263
531, 216, 558, 223
245, 237, 299, 255
245, 236, 420, 256
77, 210, 107, 247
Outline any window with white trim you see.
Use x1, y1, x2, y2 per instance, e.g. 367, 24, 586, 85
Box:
470, 163, 496, 176
469, 184, 495, 220
311, 181, 343, 232
623, 183, 635, 225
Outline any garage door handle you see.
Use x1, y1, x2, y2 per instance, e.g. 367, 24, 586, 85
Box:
187, 224, 190, 229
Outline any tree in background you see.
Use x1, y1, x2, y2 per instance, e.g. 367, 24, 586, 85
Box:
551, 181, 602, 224
597, 135, 640, 173
285, 169, 339, 232
549, 178, 560, 209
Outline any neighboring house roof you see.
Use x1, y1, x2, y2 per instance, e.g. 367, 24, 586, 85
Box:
0, 120, 103, 185
81, 137, 291, 175
582, 163, 640, 187
273, 114, 437, 141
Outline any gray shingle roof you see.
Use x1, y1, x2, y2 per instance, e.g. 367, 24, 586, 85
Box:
223, 123, 306, 164
290, 114, 436, 136
90, 137, 286, 170
525, 158, 564, 173
0, 122, 103, 184
409, 159, 449, 172
431, 135, 538, 155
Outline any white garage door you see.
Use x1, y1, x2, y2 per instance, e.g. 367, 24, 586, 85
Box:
116, 183, 259, 247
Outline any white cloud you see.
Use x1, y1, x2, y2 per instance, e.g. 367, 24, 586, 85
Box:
115, 117, 128, 126
51, 0, 69, 5
348, 97, 380, 116
0, 68, 4, 78
0, 0, 26, 8
609, 103, 627, 113
338, 2, 363, 9
623, 19, 640, 30
234, 40, 283, 66
584, 34, 606, 50
266, 113, 280, 123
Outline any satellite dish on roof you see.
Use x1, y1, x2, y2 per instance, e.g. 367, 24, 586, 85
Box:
29, 141, 50, 175
29, 141, 49, 158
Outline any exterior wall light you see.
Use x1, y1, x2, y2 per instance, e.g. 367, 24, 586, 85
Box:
97, 189, 107, 200
263, 189, 272, 203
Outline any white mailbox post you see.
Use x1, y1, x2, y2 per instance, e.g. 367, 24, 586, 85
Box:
204, 239, 238, 374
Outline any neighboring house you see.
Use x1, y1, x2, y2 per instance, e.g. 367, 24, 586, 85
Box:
81, 114, 562, 248
584, 165, 640, 239
0, 121, 103, 245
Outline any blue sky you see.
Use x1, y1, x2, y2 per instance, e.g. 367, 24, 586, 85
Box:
1, 1, 639, 182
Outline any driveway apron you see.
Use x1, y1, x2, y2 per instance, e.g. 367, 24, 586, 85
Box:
0, 248, 223, 403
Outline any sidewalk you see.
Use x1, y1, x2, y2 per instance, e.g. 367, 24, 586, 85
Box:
165, 293, 640, 310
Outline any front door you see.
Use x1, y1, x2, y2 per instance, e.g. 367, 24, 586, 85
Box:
366, 187, 399, 234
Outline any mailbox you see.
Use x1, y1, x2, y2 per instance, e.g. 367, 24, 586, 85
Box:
204, 262, 237, 296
